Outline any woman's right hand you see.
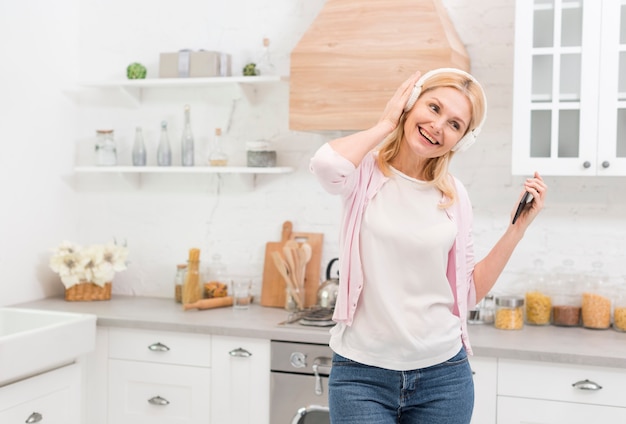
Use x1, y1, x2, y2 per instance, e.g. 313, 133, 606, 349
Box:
378, 71, 423, 132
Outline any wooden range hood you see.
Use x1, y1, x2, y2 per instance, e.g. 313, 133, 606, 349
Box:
289, 0, 470, 131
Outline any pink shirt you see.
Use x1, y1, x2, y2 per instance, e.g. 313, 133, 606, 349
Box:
310, 143, 478, 354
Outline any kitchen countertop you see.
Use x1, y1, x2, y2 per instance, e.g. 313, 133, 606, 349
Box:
12, 295, 626, 369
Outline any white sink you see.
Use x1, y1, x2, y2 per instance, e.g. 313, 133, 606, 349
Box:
0, 307, 97, 386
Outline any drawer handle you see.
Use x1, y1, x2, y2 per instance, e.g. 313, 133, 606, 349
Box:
229, 347, 252, 358
572, 379, 603, 391
25, 412, 43, 423
148, 342, 170, 352
148, 395, 170, 406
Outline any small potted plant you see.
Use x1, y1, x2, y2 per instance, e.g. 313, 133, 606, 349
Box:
49, 240, 129, 301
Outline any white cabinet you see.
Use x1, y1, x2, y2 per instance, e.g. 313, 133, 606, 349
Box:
469, 356, 497, 424
512, 0, 626, 176
0, 362, 82, 424
106, 328, 212, 424
210, 335, 270, 424
497, 358, 626, 423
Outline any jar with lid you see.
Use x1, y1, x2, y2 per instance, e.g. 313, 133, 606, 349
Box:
173, 264, 187, 303
95, 129, 117, 166
246, 140, 276, 167
205, 254, 228, 297
524, 259, 552, 325
581, 261, 612, 330
494, 295, 525, 330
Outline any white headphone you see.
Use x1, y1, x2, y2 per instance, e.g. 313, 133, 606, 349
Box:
403, 67, 488, 153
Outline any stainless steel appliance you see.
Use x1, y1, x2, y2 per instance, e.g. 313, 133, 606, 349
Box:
270, 340, 333, 423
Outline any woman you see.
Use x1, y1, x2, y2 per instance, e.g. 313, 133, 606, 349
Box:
309, 68, 547, 423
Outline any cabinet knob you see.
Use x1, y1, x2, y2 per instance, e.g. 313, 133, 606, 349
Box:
148, 395, 170, 406
602, 160, 610, 168
25, 412, 43, 423
572, 379, 603, 391
229, 347, 252, 357
148, 342, 170, 352
583, 161, 591, 169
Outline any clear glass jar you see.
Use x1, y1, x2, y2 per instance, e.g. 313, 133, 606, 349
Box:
548, 259, 581, 326
581, 262, 612, 330
613, 289, 626, 332
524, 259, 552, 325
95, 129, 117, 166
174, 264, 187, 303
246, 140, 276, 167
494, 295, 525, 330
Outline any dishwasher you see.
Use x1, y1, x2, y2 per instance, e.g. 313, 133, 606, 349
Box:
270, 340, 333, 424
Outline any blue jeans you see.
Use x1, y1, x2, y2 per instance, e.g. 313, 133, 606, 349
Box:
328, 348, 474, 424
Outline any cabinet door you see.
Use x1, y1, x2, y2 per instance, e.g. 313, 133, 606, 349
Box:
469, 356, 497, 424
211, 336, 270, 424
596, 0, 626, 175
512, 0, 602, 175
497, 396, 626, 423
108, 360, 211, 424
0, 363, 81, 424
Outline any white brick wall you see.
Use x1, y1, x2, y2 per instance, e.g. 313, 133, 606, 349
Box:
1, 0, 624, 305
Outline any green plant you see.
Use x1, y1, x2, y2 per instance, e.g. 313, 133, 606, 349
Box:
126, 62, 147, 79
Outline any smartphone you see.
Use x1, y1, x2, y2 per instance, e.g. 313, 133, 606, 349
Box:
512, 191, 533, 225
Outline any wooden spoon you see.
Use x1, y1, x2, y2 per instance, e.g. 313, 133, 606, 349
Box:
272, 251, 303, 309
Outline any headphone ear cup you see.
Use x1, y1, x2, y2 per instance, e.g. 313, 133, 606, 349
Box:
451, 132, 476, 152
404, 84, 421, 112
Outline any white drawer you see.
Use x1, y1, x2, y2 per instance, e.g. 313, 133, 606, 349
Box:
108, 328, 211, 367
108, 360, 211, 424
498, 359, 626, 408
0, 363, 81, 424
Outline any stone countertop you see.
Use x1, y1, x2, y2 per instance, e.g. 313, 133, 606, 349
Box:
12, 295, 626, 369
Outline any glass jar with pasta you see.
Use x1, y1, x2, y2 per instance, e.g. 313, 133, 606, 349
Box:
494, 295, 525, 330
581, 262, 612, 330
613, 289, 626, 332
524, 260, 551, 325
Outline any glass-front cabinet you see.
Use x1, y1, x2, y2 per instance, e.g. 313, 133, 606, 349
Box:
512, 0, 626, 176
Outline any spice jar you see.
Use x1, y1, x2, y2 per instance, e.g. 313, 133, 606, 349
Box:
173, 264, 187, 303
581, 262, 612, 330
95, 129, 117, 166
494, 295, 525, 330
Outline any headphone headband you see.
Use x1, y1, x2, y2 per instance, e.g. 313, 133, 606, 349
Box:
403, 68, 488, 152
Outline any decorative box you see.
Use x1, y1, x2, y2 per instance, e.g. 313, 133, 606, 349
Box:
159, 50, 231, 78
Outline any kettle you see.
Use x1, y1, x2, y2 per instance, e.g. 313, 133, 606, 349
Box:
317, 258, 339, 309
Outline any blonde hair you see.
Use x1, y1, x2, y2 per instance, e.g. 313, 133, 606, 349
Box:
376, 70, 486, 206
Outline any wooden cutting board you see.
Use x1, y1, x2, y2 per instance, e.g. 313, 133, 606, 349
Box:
289, 231, 323, 308
260, 221, 293, 307
260, 221, 324, 308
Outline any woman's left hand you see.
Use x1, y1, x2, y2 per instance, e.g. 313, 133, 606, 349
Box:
511, 171, 547, 227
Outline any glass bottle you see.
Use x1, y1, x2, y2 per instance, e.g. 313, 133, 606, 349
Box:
257, 37, 276, 76
132, 127, 147, 166
181, 104, 194, 166
208, 128, 228, 166
95, 129, 117, 166
174, 263, 187, 303
157, 120, 172, 166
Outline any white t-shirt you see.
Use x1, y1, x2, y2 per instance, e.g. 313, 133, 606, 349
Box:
329, 167, 462, 370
